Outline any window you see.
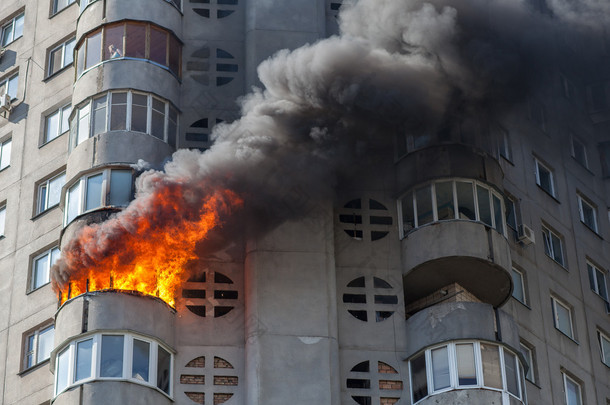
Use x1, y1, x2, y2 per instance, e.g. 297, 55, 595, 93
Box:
542, 225, 564, 266
70, 91, 178, 150
399, 179, 506, 237
44, 104, 72, 144
0, 203, 5, 237
519, 342, 535, 383
577, 194, 598, 233
0, 73, 19, 100
37, 172, 66, 214
65, 169, 133, 225
54, 332, 173, 397
588, 262, 608, 302
409, 341, 526, 404
562, 373, 583, 405
498, 127, 511, 161
599, 331, 610, 367
48, 37, 76, 77
31, 246, 60, 291
535, 158, 555, 197
53, 0, 76, 15
75, 21, 182, 79
511, 268, 527, 305
23, 324, 54, 370
551, 297, 574, 339
571, 137, 588, 168
0, 138, 11, 170
1, 13, 24, 46
529, 100, 546, 132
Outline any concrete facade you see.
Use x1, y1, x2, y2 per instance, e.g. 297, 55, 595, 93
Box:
0, 1, 609, 405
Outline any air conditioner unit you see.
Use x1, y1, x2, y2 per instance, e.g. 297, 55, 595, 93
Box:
518, 224, 535, 245
0, 93, 11, 113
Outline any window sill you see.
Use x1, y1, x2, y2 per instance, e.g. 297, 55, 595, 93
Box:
31, 204, 59, 221
49, 2, 77, 19
536, 184, 560, 203
525, 378, 542, 390
1, 36, 22, 49
26, 282, 50, 296
555, 328, 579, 345
572, 158, 594, 176
18, 358, 50, 376
0, 165, 9, 173
43, 64, 73, 82
500, 155, 514, 166
580, 221, 603, 239
544, 254, 568, 271
512, 297, 531, 310
39, 130, 68, 149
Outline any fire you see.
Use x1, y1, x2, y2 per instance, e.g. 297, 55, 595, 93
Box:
55, 185, 242, 307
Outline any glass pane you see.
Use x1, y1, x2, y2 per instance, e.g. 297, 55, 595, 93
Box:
77, 46, 85, 77
104, 24, 124, 60
1, 23, 13, 46
125, 23, 146, 59
49, 47, 63, 76
519, 344, 533, 382
0, 206, 5, 236
131, 93, 148, 133
416, 185, 433, 226
48, 174, 65, 207
595, 270, 608, 300
64, 39, 75, 67
151, 98, 165, 140
401, 193, 415, 233
67, 183, 80, 223
92, 96, 108, 136
37, 327, 54, 363
38, 185, 47, 213
26, 335, 34, 368
480, 343, 502, 389
34, 254, 50, 289
77, 104, 91, 145
601, 335, 610, 364
511, 269, 524, 303
504, 351, 519, 397
168, 35, 181, 76
431, 346, 450, 391
132, 339, 150, 381
456, 181, 476, 220
551, 233, 563, 264
0, 140, 11, 169
476, 185, 492, 226
157, 346, 171, 394
85, 31, 102, 69
555, 302, 572, 337
56, 347, 70, 393
456, 344, 477, 386
410, 353, 428, 402
13, 15, 23, 39
100, 335, 124, 378
110, 92, 127, 131
167, 107, 177, 148
7, 75, 18, 99
85, 173, 103, 211
109, 170, 132, 206
75, 338, 93, 381
61, 105, 72, 133
46, 111, 60, 142
51, 247, 60, 265
435, 182, 454, 220
493, 195, 504, 234
149, 27, 167, 66
565, 378, 582, 405
537, 165, 552, 193
506, 199, 516, 229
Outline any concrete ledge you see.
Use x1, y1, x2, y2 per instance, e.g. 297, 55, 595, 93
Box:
404, 302, 520, 358
53, 379, 172, 405
402, 221, 512, 307
415, 388, 503, 405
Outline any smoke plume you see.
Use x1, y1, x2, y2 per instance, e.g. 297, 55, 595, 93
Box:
51, 0, 609, 296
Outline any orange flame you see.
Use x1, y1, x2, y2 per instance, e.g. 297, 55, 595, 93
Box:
55, 186, 242, 307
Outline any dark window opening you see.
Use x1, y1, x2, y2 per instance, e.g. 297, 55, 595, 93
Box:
345, 230, 363, 239
214, 290, 238, 299
370, 216, 392, 225
344, 199, 362, 209
182, 289, 207, 299
373, 277, 392, 289
376, 311, 394, 322
186, 305, 206, 317
343, 294, 366, 303
351, 361, 370, 373
214, 306, 234, 317
374, 295, 398, 304
347, 379, 371, 389
340, 214, 362, 224
369, 199, 387, 210
188, 272, 206, 283
371, 231, 389, 241
351, 396, 372, 405
347, 277, 365, 288
348, 310, 368, 322
214, 272, 233, 284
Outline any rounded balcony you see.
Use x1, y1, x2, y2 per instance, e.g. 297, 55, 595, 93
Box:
399, 178, 512, 307
77, 0, 182, 45
405, 302, 526, 405
51, 291, 176, 404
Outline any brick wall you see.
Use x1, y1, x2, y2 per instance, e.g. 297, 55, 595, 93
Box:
213, 375, 238, 386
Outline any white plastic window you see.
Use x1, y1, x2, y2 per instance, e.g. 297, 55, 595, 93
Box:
45, 104, 72, 144
551, 297, 574, 339
0, 73, 19, 100
53, 0, 76, 14
587, 262, 608, 302
37, 172, 66, 214
542, 226, 564, 266
31, 246, 60, 290
23, 324, 54, 370
511, 268, 526, 305
1, 13, 24, 46
577, 195, 598, 233
562, 373, 582, 405
599, 331, 610, 367
0, 139, 11, 170
48, 38, 76, 77
535, 158, 555, 197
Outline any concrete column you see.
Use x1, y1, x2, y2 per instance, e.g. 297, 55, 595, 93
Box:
244, 205, 340, 405
244, 0, 326, 87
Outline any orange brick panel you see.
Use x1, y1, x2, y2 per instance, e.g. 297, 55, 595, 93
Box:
180, 374, 206, 384
186, 356, 206, 368
379, 380, 403, 390
213, 375, 239, 386
185, 392, 205, 404
214, 393, 234, 405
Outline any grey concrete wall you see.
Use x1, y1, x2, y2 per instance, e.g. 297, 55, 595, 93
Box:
53, 380, 172, 405
417, 388, 504, 405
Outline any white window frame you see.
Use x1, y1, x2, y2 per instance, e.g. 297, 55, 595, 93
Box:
562, 372, 583, 405
0, 203, 6, 237
599, 331, 610, 367
498, 128, 511, 161
70, 91, 177, 151
542, 225, 564, 266
588, 261, 608, 302
577, 194, 598, 233
64, 168, 133, 226
30, 245, 60, 291
519, 342, 535, 383
0, 73, 19, 100
409, 341, 525, 405
23, 324, 54, 371
0, 138, 11, 170
52, 0, 76, 15
54, 332, 173, 398
44, 104, 72, 144
551, 297, 575, 339
47, 37, 76, 77
398, 179, 506, 238
571, 137, 588, 168
1, 13, 24, 47
36, 172, 66, 214
535, 158, 555, 197
511, 267, 527, 305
